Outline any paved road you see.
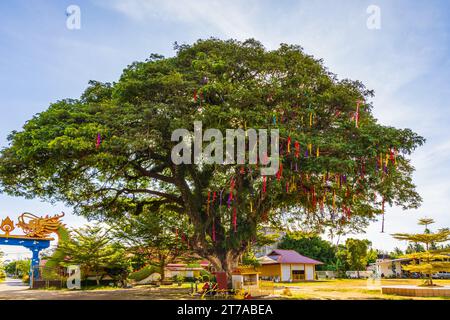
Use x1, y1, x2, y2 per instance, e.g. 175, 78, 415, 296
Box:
0, 278, 29, 293
0, 278, 193, 300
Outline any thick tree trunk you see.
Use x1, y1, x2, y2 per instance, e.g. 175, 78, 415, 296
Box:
159, 257, 166, 281
207, 248, 245, 288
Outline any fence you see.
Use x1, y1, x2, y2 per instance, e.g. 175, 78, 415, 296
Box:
345, 271, 374, 279
316, 271, 337, 279
316, 270, 374, 280
30, 266, 66, 289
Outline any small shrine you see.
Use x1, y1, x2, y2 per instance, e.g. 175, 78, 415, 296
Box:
231, 266, 261, 296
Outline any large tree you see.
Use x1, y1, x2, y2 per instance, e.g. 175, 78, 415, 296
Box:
278, 232, 337, 270
0, 38, 424, 279
58, 225, 129, 285
392, 218, 450, 286
336, 238, 373, 277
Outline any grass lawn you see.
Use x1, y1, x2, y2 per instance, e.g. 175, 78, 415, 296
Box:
271, 279, 450, 300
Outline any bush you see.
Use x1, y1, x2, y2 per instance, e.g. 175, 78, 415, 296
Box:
174, 274, 185, 283
199, 269, 212, 282
22, 274, 30, 284
128, 265, 160, 281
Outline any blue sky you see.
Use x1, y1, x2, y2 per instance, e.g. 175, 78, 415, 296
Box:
0, 0, 449, 259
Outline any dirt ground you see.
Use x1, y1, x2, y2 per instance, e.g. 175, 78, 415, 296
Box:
0, 278, 194, 300
1, 278, 449, 300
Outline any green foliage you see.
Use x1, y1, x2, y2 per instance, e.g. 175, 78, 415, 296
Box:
392, 218, 450, 286
0, 251, 4, 280
241, 250, 261, 267
22, 274, 29, 284
389, 247, 404, 259
0, 38, 425, 272
128, 265, 161, 281
58, 225, 130, 284
278, 232, 337, 270
199, 269, 212, 281
3, 261, 15, 275
4, 259, 31, 278
336, 238, 372, 272
174, 274, 185, 283
406, 243, 425, 254
366, 248, 378, 265
109, 209, 189, 280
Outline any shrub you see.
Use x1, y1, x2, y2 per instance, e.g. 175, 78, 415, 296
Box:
128, 265, 160, 281
174, 274, 185, 283
22, 274, 30, 284
184, 277, 196, 282
199, 269, 212, 282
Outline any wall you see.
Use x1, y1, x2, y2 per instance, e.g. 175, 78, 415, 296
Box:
305, 265, 315, 280
281, 265, 291, 281
375, 260, 403, 277
258, 263, 317, 281
258, 264, 280, 278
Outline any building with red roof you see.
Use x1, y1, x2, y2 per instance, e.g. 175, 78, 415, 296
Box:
256, 249, 323, 281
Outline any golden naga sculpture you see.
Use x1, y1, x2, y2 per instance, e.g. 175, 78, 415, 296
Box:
0, 217, 15, 236
16, 212, 65, 238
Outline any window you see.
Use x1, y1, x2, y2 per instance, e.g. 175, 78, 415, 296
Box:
292, 270, 305, 281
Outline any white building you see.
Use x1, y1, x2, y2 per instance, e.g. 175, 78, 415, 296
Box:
369, 258, 410, 277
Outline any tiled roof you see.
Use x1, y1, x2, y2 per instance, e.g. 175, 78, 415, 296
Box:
263, 249, 323, 265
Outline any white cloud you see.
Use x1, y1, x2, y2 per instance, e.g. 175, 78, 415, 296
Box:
98, 0, 258, 39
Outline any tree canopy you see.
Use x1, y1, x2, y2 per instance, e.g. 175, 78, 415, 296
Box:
0, 38, 425, 275
110, 209, 191, 279
58, 225, 129, 284
278, 232, 337, 270
392, 218, 450, 285
336, 238, 374, 276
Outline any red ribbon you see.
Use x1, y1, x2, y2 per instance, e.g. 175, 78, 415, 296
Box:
294, 141, 300, 158
276, 163, 283, 181
95, 133, 102, 149
229, 178, 235, 202
287, 136, 291, 154
232, 207, 237, 232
